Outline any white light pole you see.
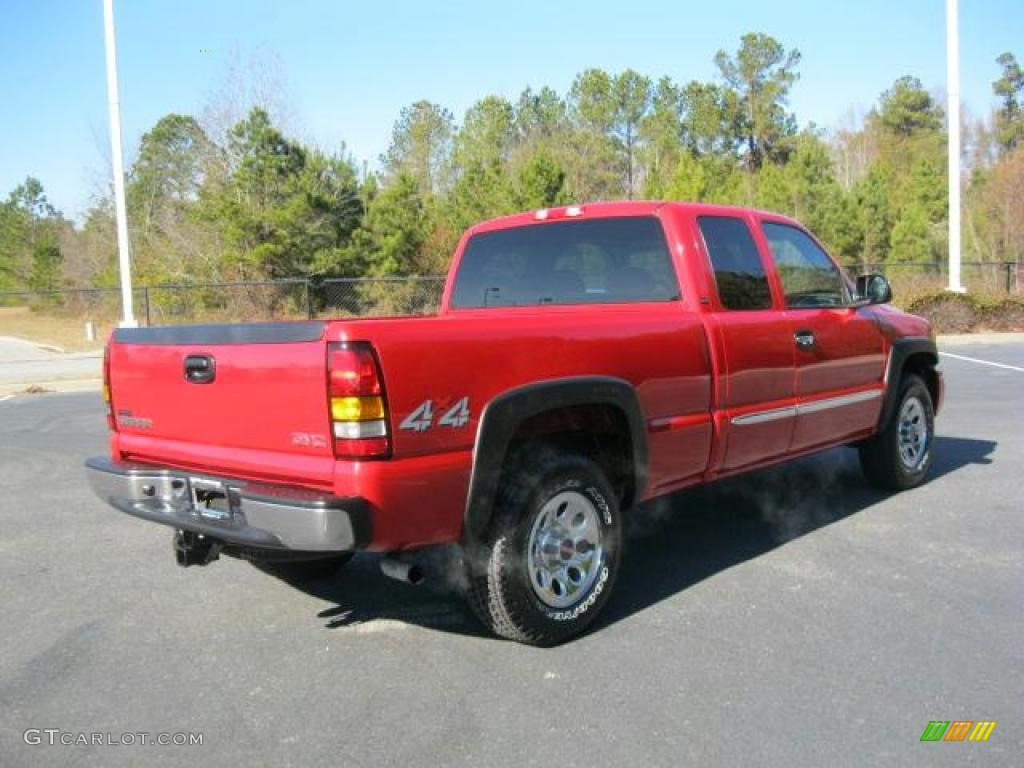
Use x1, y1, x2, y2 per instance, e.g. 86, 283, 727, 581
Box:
102, 0, 137, 326
946, 0, 965, 293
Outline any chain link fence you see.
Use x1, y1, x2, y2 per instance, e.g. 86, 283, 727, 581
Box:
0, 264, 1019, 349
0, 276, 447, 350
0, 276, 447, 325
847, 261, 1021, 297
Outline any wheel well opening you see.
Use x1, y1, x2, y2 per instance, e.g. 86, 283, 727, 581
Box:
902, 352, 940, 406
505, 404, 635, 506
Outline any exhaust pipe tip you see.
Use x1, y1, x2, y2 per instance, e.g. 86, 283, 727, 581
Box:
380, 556, 424, 586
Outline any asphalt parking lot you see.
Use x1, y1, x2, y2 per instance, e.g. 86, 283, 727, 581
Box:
1, 337, 1021, 767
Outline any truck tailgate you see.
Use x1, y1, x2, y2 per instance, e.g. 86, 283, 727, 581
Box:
108, 322, 335, 487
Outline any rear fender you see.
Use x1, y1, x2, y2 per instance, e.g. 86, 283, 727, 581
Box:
463, 377, 648, 541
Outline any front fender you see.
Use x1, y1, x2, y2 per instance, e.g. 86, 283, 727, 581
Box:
879, 337, 940, 428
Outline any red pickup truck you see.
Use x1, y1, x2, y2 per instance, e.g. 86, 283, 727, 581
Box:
87, 201, 942, 645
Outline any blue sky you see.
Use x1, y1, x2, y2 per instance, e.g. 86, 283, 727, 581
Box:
1, 0, 1021, 220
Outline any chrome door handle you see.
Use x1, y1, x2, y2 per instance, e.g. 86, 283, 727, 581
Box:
794, 330, 816, 349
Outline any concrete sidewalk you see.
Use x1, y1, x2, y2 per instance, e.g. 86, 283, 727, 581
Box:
0, 336, 102, 395
939, 331, 1024, 345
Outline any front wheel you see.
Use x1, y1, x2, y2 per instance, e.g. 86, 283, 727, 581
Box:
466, 447, 622, 646
859, 374, 935, 491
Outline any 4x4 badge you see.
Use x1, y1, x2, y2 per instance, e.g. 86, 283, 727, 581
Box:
400, 397, 471, 432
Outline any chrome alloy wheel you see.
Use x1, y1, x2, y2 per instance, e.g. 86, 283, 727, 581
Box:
897, 396, 929, 470
526, 490, 605, 609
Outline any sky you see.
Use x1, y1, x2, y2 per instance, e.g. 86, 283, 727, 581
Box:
1, 0, 1021, 221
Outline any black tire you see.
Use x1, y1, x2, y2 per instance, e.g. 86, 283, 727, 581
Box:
466, 445, 622, 646
859, 374, 935, 491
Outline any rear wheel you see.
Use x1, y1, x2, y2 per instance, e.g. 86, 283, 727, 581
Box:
859, 374, 935, 491
466, 446, 621, 646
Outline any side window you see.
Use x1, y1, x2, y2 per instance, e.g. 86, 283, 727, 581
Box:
762, 223, 847, 308
697, 216, 772, 310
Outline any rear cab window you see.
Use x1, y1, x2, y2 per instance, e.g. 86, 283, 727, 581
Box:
449, 216, 679, 309
696, 216, 773, 311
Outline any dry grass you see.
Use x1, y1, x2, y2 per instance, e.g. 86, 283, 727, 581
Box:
0, 307, 112, 352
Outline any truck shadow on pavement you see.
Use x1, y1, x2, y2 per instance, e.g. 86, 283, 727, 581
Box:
275, 435, 995, 640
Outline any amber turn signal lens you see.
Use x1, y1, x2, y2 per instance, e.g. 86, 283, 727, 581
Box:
331, 395, 385, 422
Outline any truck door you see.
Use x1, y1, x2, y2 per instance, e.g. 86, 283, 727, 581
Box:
695, 215, 797, 472
757, 220, 885, 452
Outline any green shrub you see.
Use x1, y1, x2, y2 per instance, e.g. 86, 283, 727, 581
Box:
903, 292, 1024, 333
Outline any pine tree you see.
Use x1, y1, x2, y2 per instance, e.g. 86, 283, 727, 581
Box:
516, 150, 568, 209
890, 203, 932, 262
993, 53, 1024, 153
714, 33, 801, 171
856, 166, 893, 264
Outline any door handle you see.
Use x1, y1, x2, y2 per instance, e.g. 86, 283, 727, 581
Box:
183, 354, 216, 384
794, 330, 816, 350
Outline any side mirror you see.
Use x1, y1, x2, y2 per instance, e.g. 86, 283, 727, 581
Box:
856, 273, 892, 304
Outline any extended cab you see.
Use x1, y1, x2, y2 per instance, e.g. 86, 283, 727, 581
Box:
86, 202, 942, 645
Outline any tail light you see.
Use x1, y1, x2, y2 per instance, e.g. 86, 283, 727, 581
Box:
103, 343, 116, 431
327, 342, 389, 458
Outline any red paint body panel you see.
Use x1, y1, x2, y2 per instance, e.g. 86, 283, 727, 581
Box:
110, 340, 335, 487
786, 307, 885, 451
104, 201, 937, 551
332, 303, 713, 525
705, 311, 797, 470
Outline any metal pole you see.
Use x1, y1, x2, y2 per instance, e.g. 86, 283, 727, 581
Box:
103, 0, 137, 326
946, 0, 965, 293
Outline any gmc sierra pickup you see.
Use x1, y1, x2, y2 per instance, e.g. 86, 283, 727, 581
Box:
87, 201, 942, 645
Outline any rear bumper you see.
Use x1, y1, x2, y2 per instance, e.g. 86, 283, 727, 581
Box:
85, 457, 370, 552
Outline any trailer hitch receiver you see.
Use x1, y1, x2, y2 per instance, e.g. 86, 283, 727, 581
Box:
173, 529, 222, 567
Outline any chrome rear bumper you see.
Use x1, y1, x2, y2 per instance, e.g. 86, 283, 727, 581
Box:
85, 457, 369, 552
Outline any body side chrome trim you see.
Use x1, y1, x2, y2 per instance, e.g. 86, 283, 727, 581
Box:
730, 388, 883, 426
797, 388, 883, 415
731, 406, 797, 426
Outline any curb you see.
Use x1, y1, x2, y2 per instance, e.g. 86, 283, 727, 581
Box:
938, 332, 1024, 345
0, 378, 102, 397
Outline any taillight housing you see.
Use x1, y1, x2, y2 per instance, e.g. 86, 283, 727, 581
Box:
327, 342, 389, 458
103, 342, 116, 431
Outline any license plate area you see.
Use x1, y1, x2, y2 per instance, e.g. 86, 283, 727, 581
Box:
189, 477, 232, 521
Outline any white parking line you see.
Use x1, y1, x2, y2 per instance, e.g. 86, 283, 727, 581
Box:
940, 352, 1024, 372
0, 394, 14, 403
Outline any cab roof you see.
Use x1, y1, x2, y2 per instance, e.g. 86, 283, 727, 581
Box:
468, 200, 802, 234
